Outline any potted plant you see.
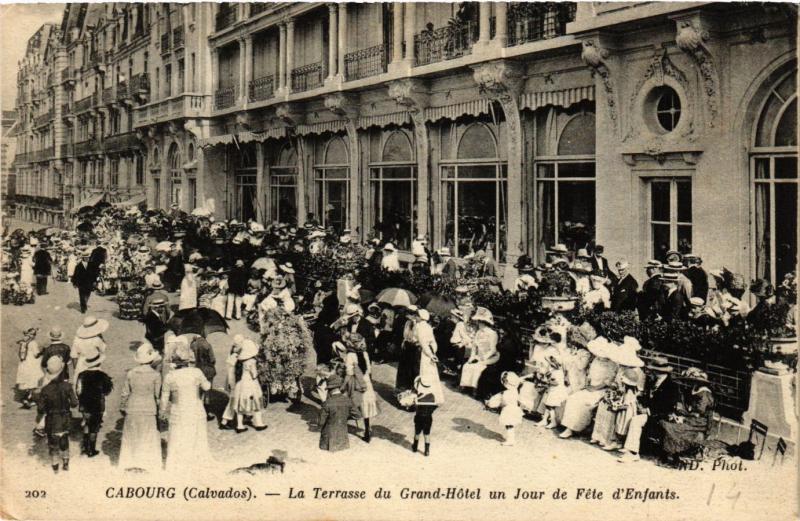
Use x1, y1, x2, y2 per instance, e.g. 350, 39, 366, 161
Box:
539, 270, 578, 311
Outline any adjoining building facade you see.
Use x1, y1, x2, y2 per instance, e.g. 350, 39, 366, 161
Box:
12, 2, 798, 287
1, 110, 17, 210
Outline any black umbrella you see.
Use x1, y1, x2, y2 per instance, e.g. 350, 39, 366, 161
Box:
167, 307, 229, 337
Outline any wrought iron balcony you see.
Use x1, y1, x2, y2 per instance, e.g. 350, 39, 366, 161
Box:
130, 73, 150, 97
248, 74, 275, 102
507, 3, 576, 47
33, 110, 53, 127
345, 43, 389, 81
291, 62, 324, 93
414, 21, 478, 67
61, 66, 76, 84
161, 33, 171, 54
116, 80, 129, 101
216, 4, 238, 32
214, 85, 238, 110
60, 102, 71, 114
60, 143, 74, 157
75, 139, 101, 157
105, 132, 141, 154
75, 94, 94, 112
102, 86, 115, 105
173, 26, 184, 49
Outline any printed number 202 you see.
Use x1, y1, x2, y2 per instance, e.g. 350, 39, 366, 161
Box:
25, 490, 46, 499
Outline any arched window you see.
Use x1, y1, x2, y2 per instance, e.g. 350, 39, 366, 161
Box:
370, 130, 416, 250
315, 136, 349, 233
442, 123, 507, 261
535, 111, 596, 262
168, 143, 181, 208
269, 143, 298, 225
752, 67, 797, 284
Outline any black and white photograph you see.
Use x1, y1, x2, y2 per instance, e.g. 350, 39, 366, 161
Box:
0, 1, 797, 520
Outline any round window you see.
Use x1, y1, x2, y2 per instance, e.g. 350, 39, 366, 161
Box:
654, 87, 681, 132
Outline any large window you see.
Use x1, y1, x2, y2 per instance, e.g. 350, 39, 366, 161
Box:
534, 112, 596, 262
752, 68, 797, 284
233, 145, 257, 222
370, 131, 416, 250
649, 178, 692, 263
315, 136, 349, 234
270, 144, 298, 225
442, 123, 507, 261
168, 144, 181, 207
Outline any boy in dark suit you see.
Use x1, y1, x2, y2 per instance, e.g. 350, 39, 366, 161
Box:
37, 357, 78, 473
318, 374, 355, 452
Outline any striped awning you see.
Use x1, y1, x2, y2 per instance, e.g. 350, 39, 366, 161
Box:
111, 193, 146, 208
424, 99, 491, 123
356, 112, 411, 130
199, 127, 288, 147
77, 192, 105, 209
520, 86, 595, 112
295, 120, 346, 136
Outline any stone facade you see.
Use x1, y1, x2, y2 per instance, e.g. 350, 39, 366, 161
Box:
12, 2, 798, 285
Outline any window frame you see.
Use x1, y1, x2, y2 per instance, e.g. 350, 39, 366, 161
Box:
369, 160, 417, 250
646, 177, 693, 261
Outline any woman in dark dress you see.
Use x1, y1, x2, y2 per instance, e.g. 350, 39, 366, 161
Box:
659, 367, 715, 464
394, 306, 420, 393
476, 322, 524, 401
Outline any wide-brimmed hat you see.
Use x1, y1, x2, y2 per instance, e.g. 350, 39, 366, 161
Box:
665, 250, 683, 263
279, 263, 295, 274
680, 367, 710, 385
471, 307, 494, 326
646, 356, 674, 373
417, 308, 431, 321
46, 356, 65, 376
567, 322, 597, 349
134, 342, 160, 364
137, 245, 150, 253
383, 243, 396, 252
150, 295, 168, 307
620, 367, 645, 390
83, 353, 105, 370
502, 371, 521, 388
548, 243, 569, 255
49, 327, 63, 341
611, 338, 644, 368
587, 337, 613, 359
76, 316, 109, 339
646, 259, 662, 269
149, 279, 165, 290
576, 248, 591, 259
238, 338, 260, 361
664, 260, 685, 272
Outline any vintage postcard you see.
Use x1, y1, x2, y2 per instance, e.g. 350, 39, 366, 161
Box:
0, 1, 797, 520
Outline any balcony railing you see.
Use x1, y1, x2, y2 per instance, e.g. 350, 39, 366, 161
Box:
291, 62, 324, 93
13, 194, 62, 208
60, 102, 71, 114
105, 132, 141, 154
161, 33, 171, 54
116, 81, 129, 101
74, 94, 94, 113
507, 3, 576, 46
216, 5, 238, 32
250, 3, 271, 16
414, 21, 478, 67
133, 94, 211, 127
173, 26, 184, 49
345, 43, 390, 81
60, 143, 74, 157
75, 139, 101, 157
214, 85, 238, 110
102, 86, 115, 105
248, 74, 275, 102
34, 110, 53, 127
130, 73, 150, 97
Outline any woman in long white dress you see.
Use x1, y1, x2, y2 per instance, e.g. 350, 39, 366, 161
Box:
178, 264, 198, 310
118, 343, 162, 472
459, 307, 499, 390
159, 342, 211, 472
19, 248, 35, 288
415, 309, 445, 404
16, 328, 43, 407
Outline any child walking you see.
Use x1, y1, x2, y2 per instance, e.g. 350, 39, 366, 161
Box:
488, 371, 523, 446
412, 376, 438, 456
36, 357, 78, 473
76, 355, 113, 457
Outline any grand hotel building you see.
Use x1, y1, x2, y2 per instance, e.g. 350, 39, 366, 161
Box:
11, 2, 798, 286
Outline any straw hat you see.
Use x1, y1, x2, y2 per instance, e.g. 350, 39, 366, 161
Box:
134, 342, 160, 365
587, 337, 612, 359
471, 307, 494, 326
576, 248, 591, 259
611, 338, 644, 368
417, 308, 431, 321
238, 338, 260, 361
383, 243, 396, 252
46, 356, 65, 376
49, 327, 64, 341
76, 316, 109, 339
620, 367, 645, 390
548, 243, 569, 254
681, 367, 710, 385
646, 356, 673, 374
279, 263, 295, 274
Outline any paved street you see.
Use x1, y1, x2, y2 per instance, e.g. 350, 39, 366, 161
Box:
1, 277, 796, 520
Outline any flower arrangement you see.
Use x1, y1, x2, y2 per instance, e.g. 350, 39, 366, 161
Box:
539, 271, 577, 298
255, 307, 314, 399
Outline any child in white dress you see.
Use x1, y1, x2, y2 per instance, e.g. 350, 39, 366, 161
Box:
487, 371, 523, 446
540, 356, 570, 429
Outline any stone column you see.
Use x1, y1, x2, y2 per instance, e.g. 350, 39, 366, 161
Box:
286, 19, 295, 92
391, 3, 403, 64
278, 24, 287, 92
494, 2, 508, 47
327, 4, 338, 79
238, 37, 248, 104
337, 4, 347, 80
478, 2, 491, 44
244, 35, 253, 104
403, 1, 415, 63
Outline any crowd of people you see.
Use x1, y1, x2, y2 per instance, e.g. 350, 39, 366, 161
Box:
5, 202, 797, 473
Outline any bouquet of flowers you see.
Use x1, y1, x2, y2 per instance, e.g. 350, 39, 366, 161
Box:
255, 307, 314, 399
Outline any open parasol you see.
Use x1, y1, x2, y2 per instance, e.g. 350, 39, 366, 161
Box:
251, 257, 275, 270
167, 307, 228, 337
155, 241, 173, 252
376, 288, 417, 308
